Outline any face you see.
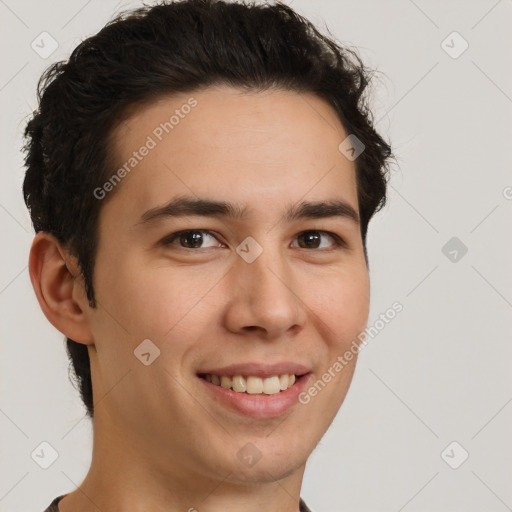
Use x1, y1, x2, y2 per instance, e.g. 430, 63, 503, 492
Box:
85, 85, 370, 485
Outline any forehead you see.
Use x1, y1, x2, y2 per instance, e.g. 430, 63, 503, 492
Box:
104, 85, 358, 225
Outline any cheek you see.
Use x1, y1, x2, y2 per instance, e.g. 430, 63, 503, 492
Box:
309, 264, 370, 345
97, 254, 227, 342
339, 272, 370, 333
301, 269, 368, 418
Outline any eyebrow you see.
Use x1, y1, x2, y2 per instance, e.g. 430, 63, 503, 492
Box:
136, 195, 360, 226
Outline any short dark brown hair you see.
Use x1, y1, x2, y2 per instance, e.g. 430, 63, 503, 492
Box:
22, 0, 393, 419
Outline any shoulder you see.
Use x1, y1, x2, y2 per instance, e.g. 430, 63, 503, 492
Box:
300, 497, 314, 512
42, 494, 66, 512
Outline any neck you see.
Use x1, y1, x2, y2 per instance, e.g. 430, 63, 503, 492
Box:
58, 407, 306, 512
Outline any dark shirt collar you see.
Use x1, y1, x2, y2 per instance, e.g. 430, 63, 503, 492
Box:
45, 494, 314, 511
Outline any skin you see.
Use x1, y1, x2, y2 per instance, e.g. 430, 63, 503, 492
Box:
30, 85, 370, 512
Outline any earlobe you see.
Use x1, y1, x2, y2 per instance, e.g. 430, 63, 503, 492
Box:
28, 232, 94, 345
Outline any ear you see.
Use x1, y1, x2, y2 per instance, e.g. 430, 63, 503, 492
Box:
28, 232, 94, 345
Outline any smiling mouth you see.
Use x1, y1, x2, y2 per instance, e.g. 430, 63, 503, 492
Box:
198, 373, 300, 395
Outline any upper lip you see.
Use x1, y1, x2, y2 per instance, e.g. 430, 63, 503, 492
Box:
197, 362, 312, 379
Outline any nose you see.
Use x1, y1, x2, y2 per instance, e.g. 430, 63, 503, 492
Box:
223, 243, 307, 339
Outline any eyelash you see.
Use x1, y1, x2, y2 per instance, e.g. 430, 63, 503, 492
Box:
161, 229, 347, 251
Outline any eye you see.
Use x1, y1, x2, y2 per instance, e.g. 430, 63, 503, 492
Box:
293, 230, 346, 250
161, 229, 346, 251
161, 230, 224, 249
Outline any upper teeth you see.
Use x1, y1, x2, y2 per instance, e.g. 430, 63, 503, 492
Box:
204, 374, 296, 394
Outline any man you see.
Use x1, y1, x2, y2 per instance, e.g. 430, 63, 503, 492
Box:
23, 1, 392, 510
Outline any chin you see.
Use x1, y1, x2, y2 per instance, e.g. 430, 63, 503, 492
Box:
225, 454, 305, 484
206, 434, 309, 484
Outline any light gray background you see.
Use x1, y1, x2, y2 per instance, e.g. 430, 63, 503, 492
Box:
1, 1, 511, 511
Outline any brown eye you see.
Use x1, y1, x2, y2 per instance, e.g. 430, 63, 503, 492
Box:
178, 231, 203, 248
294, 231, 344, 250
162, 230, 222, 249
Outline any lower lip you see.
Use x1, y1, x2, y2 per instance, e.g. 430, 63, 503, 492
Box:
197, 373, 312, 419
